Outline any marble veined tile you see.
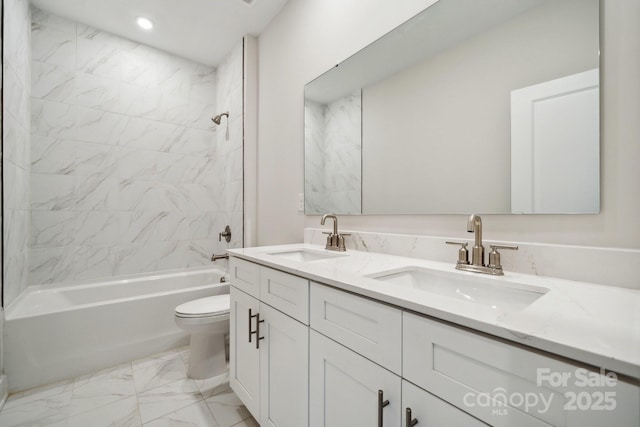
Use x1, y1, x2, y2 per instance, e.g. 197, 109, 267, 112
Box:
137, 378, 202, 424
144, 400, 218, 427
0, 389, 72, 426
31, 7, 76, 34
133, 351, 188, 393
67, 395, 141, 427
69, 363, 136, 416
31, 24, 76, 71
229, 416, 259, 427
3, 379, 73, 410
31, 98, 77, 139
205, 389, 251, 427
31, 60, 75, 103
195, 372, 231, 399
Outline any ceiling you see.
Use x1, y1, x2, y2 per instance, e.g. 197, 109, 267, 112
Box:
29, 0, 289, 67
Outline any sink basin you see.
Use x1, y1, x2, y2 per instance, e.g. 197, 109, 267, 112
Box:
369, 267, 548, 312
267, 249, 347, 262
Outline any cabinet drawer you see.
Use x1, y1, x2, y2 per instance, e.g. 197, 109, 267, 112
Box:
403, 312, 640, 427
230, 257, 260, 297
310, 282, 402, 374
259, 267, 309, 324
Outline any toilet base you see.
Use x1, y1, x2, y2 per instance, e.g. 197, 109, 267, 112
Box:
187, 332, 227, 379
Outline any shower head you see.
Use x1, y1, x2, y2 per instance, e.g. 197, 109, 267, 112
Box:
212, 112, 229, 125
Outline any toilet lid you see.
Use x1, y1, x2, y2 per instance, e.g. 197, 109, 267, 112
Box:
175, 294, 230, 317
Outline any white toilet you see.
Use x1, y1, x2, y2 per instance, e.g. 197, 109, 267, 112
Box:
174, 294, 230, 379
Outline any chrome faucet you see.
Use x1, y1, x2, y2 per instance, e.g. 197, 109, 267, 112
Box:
446, 214, 518, 276
320, 214, 349, 252
467, 214, 484, 267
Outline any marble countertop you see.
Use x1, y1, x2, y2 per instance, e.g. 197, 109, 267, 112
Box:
228, 243, 640, 380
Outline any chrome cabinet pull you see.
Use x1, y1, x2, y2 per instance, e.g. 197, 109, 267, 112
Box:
406, 407, 418, 427
249, 309, 258, 343
378, 390, 390, 427
255, 312, 265, 349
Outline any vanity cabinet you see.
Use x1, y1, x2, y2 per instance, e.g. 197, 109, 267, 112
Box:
229, 258, 309, 427
230, 255, 639, 427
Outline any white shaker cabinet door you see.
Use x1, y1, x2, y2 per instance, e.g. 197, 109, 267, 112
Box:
230, 286, 261, 420
259, 303, 309, 427
402, 380, 488, 427
310, 330, 401, 427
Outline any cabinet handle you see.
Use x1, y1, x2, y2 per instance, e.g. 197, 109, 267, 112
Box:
377, 390, 390, 427
255, 312, 265, 349
406, 408, 418, 427
249, 309, 259, 343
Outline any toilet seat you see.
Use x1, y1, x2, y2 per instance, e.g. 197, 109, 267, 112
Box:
175, 294, 230, 318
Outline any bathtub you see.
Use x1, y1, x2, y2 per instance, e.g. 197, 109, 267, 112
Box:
4, 266, 229, 393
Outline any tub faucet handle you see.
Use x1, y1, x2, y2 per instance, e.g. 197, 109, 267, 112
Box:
219, 225, 231, 243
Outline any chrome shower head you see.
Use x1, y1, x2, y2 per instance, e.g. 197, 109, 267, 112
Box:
212, 112, 229, 125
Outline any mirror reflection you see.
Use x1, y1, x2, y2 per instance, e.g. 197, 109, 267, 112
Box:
304, 0, 600, 215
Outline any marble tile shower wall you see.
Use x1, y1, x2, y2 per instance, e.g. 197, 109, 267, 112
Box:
27, 8, 240, 286
3, 0, 32, 305
304, 92, 361, 214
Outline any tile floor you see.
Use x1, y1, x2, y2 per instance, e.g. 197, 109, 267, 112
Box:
0, 347, 258, 427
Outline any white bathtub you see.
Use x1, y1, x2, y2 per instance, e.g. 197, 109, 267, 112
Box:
4, 266, 229, 392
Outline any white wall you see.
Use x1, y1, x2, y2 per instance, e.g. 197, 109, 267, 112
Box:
257, 0, 640, 250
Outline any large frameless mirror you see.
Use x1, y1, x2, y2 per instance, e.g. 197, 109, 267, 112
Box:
304, 0, 600, 215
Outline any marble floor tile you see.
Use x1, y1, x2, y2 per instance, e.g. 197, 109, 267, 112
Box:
143, 400, 219, 427
205, 389, 252, 427
231, 416, 259, 427
133, 352, 188, 393
70, 362, 137, 416
0, 391, 72, 427
67, 395, 141, 427
3, 378, 73, 410
137, 378, 202, 424
195, 371, 231, 399
0, 347, 249, 427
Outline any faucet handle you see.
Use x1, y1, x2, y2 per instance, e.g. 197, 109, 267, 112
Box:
488, 245, 518, 269
446, 241, 469, 265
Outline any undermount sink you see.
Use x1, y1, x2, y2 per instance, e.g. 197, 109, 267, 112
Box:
369, 266, 548, 312
267, 249, 347, 262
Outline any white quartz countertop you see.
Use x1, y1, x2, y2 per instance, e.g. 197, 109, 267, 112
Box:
228, 243, 640, 380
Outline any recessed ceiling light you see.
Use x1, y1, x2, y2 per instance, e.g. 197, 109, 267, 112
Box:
136, 17, 153, 30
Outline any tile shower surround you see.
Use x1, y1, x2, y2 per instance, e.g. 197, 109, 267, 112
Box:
3, 0, 32, 305
22, 8, 244, 288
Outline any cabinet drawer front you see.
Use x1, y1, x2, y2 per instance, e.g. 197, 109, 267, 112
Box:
310, 331, 401, 427
403, 312, 640, 427
230, 257, 260, 297
402, 380, 487, 426
259, 267, 309, 324
310, 283, 402, 374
